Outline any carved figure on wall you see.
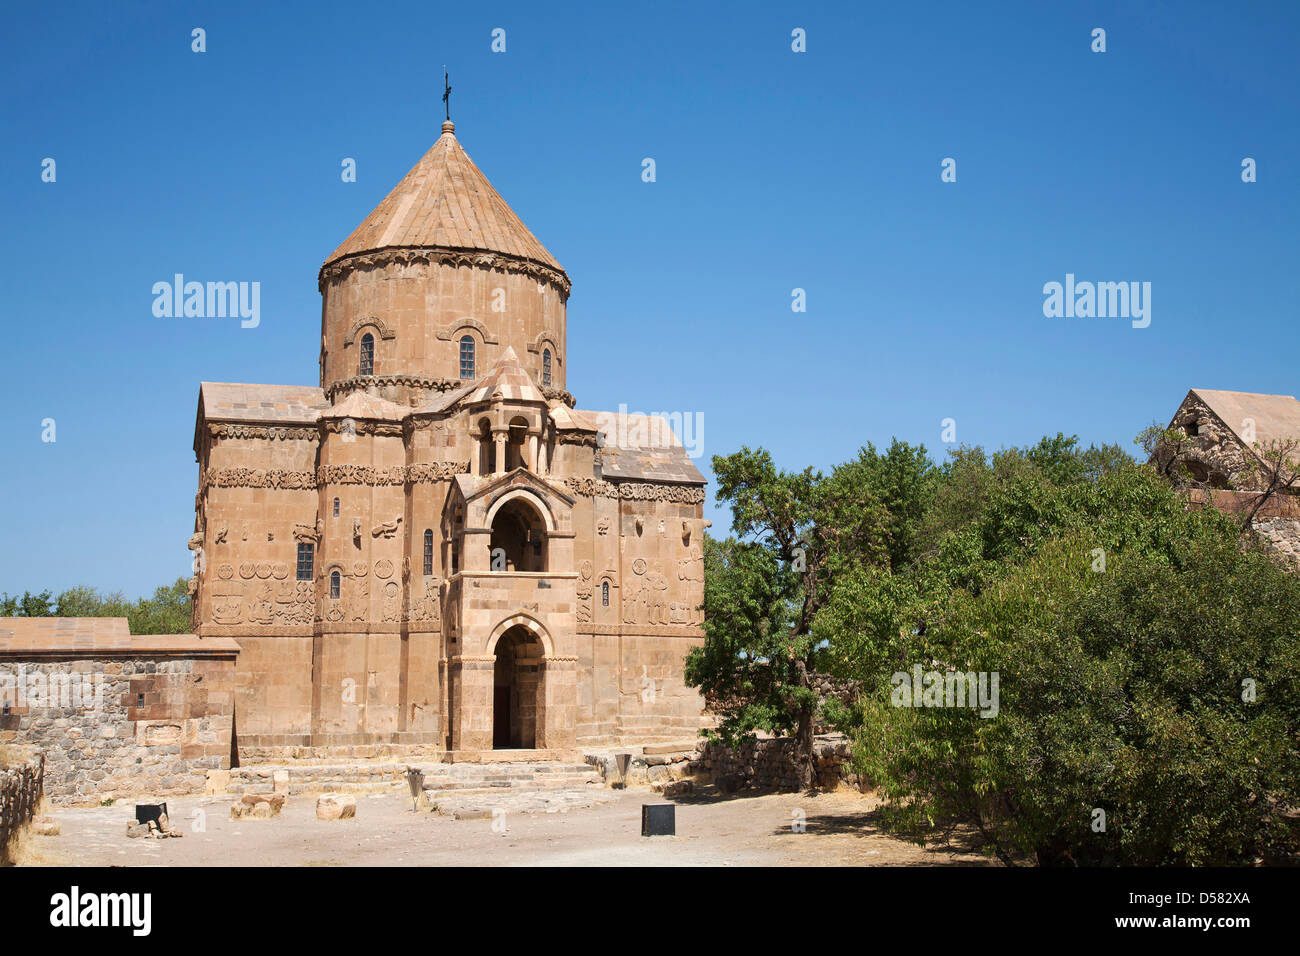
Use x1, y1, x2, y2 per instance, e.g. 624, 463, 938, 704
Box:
352, 560, 368, 578
248, 583, 275, 625
212, 585, 243, 625
238, 562, 256, 580
217, 564, 234, 581
596, 517, 610, 536
382, 581, 400, 622
272, 562, 289, 580
646, 563, 670, 625
412, 576, 442, 625
678, 543, 704, 583
372, 517, 402, 538
214, 527, 228, 544
576, 585, 593, 624
621, 576, 640, 625
353, 518, 362, 543
350, 577, 369, 623
375, 559, 394, 579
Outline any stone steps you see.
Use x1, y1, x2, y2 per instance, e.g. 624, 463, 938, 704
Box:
222, 761, 601, 798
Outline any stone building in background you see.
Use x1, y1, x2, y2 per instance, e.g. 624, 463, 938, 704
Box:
189, 119, 708, 759
1162, 388, 1300, 566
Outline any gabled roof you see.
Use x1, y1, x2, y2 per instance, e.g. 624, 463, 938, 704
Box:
574, 409, 707, 485
323, 121, 563, 274
462, 346, 545, 405
1187, 388, 1300, 448
198, 382, 330, 424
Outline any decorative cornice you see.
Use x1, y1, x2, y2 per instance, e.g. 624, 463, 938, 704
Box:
208, 424, 319, 442
324, 374, 462, 402
319, 247, 571, 299
565, 477, 706, 503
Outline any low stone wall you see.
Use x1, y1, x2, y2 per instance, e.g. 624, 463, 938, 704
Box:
0, 644, 239, 806
586, 733, 861, 794
697, 734, 860, 792
0, 750, 44, 862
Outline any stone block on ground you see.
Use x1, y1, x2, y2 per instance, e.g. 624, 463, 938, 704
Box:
316, 793, 357, 820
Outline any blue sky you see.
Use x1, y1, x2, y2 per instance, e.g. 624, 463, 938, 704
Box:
1, 0, 1297, 599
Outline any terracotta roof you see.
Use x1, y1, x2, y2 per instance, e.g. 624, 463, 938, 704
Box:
463, 347, 546, 405
199, 382, 330, 424
1190, 389, 1300, 448
0, 618, 240, 658
323, 121, 563, 274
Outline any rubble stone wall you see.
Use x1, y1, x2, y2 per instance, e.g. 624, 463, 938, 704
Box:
0, 751, 44, 861
0, 656, 236, 806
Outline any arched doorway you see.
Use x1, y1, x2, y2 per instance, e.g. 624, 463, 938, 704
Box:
493, 625, 544, 749
488, 497, 547, 572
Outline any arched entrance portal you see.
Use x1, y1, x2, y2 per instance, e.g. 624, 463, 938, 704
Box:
488, 497, 547, 572
492, 625, 545, 749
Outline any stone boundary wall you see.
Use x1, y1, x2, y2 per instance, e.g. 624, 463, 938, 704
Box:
696, 734, 861, 792
0, 655, 237, 806
1187, 489, 1300, 568
586, 733, 861, 794
0, 751, 44, 862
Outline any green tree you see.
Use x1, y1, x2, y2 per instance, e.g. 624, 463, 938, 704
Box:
685, 446, 892, 787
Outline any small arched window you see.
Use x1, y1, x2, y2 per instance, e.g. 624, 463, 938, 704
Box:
459, 335, 475, 379
359, 333, 375, 376
423, 529, 434, 576
329, 570, 341, 600
542, 348, 552, 387
332, 497, 340, 517
601, 581, 609, 607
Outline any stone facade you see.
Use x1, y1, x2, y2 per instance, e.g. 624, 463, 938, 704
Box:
190, 118, 708, 759
1165, 388, 1300, 567
0, 621, 239, 804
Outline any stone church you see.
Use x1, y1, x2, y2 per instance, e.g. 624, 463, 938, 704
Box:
189, 118, 708, 759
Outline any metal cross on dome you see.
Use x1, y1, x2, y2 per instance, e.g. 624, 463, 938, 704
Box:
442, 68, 452, 121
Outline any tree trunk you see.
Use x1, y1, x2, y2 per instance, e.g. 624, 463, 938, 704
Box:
792, 659, 817, 790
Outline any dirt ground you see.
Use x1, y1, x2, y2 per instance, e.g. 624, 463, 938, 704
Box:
22, 786, 996, 867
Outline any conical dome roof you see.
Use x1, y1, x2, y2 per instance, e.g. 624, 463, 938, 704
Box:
323, 121, 563, 274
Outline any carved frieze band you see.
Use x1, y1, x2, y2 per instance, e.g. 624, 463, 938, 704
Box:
201, 462, 468, 492
208, 424, 319, 442
565, 477, 706, 503
317, 462, 470, 485
203, 469, 316, 491
319, 247, 572, 298
321, 419, 404, 437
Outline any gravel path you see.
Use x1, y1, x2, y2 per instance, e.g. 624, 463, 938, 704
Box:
26, 787, 996, 867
